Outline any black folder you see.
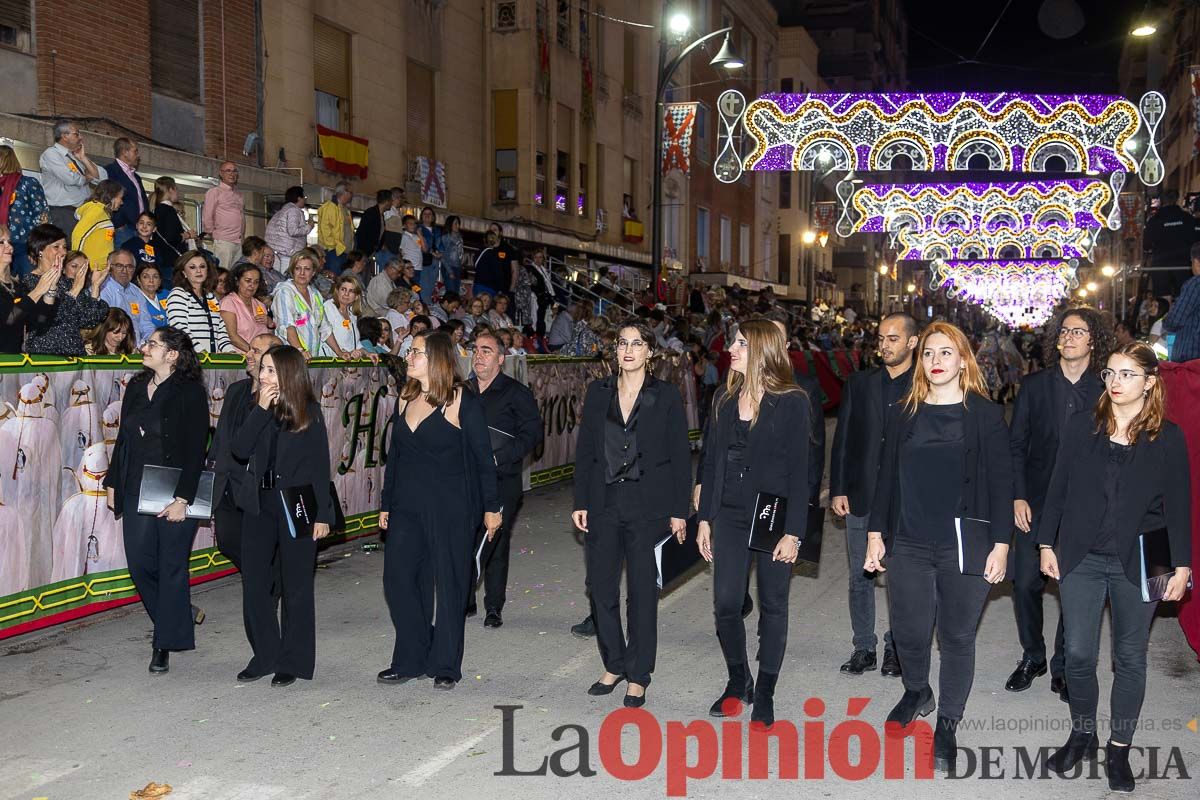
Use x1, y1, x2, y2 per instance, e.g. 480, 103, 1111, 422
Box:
748, 492, 787, 553
655, 517, 704, 589
954, 517, 992, 576
1139, 529, 1191, 602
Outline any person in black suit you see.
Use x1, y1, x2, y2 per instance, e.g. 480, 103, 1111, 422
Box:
830, 312, 918, 677
866, 321, 1013, 773
1006, 307, 1111, 697
230, 345, 335, 687
104, 326, 209, 675
1036, 342, 1192, 792
572, 318, 691, 708
697, 319, 812, 729
107, 138, 150, 249
378, 330, 502, 690
465, 329, 543, 627
355, 190, 391, 272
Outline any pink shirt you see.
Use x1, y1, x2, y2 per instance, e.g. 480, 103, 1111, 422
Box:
220, 293, 271, 345
115, 160, 145, 215
203, 182, 245, 243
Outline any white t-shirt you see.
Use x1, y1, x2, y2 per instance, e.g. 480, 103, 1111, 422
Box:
385, 309, 410, 336
320, 297, 359, 356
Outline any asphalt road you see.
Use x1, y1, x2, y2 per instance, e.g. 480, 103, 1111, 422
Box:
2, 421, 1198, 800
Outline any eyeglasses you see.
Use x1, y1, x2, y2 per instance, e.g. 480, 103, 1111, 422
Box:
143, 340, 166, 351
1058, 327, 1090, 340
616, 339, 647, 350
1100, 368, 1147, 384
408, 348, 426, 358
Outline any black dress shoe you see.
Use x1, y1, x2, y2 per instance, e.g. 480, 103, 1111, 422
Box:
236, 669, 265, 682
886, 686, 935, 727
839, 649, 877, 675
271, 673, 296, 687
741, 592, 754, 619
192, 605, 206, 625
623, 691, 646, 708
1105, 742, 1135, 792
484, 611, 503, 628
377, 668, 418, 685
149, 649, 169, 674
1004, 658, 1047, 692
880, 646, 902, 677
587, 676, 625, 696
570, 614, 596, 638
433, 676, 457, 690
1047, 731, 1098, 774
1050, 674, 1070, 703
933, 716, 958, 773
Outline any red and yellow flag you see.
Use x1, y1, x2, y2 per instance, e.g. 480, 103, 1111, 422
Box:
317, 125, 369, 179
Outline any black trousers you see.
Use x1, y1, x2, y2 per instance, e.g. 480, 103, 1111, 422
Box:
887, 535, 991, 721
713, 498, 794, 675
585, 481, 663, 687
469, 473, 524, 613
384, 507, 471, 681
122, 508, 198, 652
215, 487, 244, 571
1012, 528, 1066, 675
1059, 553, 1157, 744
241, 491, 318, 679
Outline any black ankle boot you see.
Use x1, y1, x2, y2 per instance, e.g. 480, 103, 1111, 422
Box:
750, 670, 778, 729
1105, 741, 1135, 793
933, 716, 958, 773
886, 686, 935, 727
1047, 731, 1099, 774
708, 662, 754, 717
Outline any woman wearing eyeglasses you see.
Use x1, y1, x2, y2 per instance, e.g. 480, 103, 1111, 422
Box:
571, 318, 691, 708
696, 319, 813, 729
866, 321, 1014, 773
1036, 342, 1191, 793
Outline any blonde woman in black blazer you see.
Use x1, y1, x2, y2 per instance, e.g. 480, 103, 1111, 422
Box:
1036, 342, 1192, 792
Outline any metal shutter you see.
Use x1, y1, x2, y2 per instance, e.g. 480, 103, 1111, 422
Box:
150, 0, 200, 102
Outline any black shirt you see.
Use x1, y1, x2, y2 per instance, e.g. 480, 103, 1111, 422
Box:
1091, 441, 1133, 555
899, 403, 965, 544
474, 246, 512, 292
881, 365, 912, 414
468, 372, 543, 477
604, 388, 640, 483
122, 377, 170, 491
1054, 367, 1094, 425
723, 416, 751, 486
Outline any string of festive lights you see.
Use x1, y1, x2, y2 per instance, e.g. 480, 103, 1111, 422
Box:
932, 258, 1079, 328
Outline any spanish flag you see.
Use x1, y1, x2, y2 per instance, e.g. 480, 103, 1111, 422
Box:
317, 125, 369, 179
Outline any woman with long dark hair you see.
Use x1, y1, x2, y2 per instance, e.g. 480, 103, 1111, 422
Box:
104, 326, 209, 674
166, 250, 235, 353
1037, 342, 1192, 792
21, 228, 110, 355
219, 261, 274, 353
377, 330, 501, 690
572, 318, 691, 708
84, 307, 135, 355
231, 344, 334, 687
866, 321, 1013, 773
0, 223, 57, 352
696, 319, 812, 727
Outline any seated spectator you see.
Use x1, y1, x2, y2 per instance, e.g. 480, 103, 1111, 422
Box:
321, 273, 367, 359
258, 244, 284, 295
487, 293, 515, 330
462, 296, 488, 335
547, 303, 574, 351
272, 247, 340, 358
238, 235, 268, 269
342, 250, 368, 283
21, 229, 110, 355
0, 144, 49, 278
431, 290, 461, 325
265, 185, 310, 275
219, 262, 274, 353
358, 315, 394, 355
84, 307, 135, 355
215, 267, 231, 299
99, 248, 153, 345
166, 250, 237, 353
72, 180, 124, 271
383, 287, 413, 336
396, 314, 431, 357
365, 257, 402, 316
39, 120, 107, 239
442, 318, 468, 356
133, 262, 169, 333
0, 223, 57, 353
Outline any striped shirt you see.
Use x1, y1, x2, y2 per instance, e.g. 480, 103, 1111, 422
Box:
165, 287, 235, 353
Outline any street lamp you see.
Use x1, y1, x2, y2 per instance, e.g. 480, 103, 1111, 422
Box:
801, 230, 817, 245
1131, 23, 1157, 36
652, 10, 741, 298
877, 263, 889, 314
1101, 264, 1116, 277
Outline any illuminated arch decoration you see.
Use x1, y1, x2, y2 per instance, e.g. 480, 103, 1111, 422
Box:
850, 179, 1113, 260
932, 258, 1080, 327
716, 90, 1164, 184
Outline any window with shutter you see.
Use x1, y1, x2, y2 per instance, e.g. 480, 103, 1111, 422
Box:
0, 0, 31, 53
406, 60, 435, 160
150, 0, 200, 102
314, 19, 352, 132
493, 89, 518, 202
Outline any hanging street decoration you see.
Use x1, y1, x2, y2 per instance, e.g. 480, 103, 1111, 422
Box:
846, 178, 1119, 260
714, 90, 1165, 185
931, 258, 1080, 328
662, 102, 699, 176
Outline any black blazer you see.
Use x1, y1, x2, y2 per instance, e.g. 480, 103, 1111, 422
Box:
868, 393, 1014, 548
1010, 366, 1105, 512
231, 401, 336, 525
467, 371, 543, 478
1035, 413, 1192, 586
355, 205, 386, 253
698, 388, 813, 538
209, 377, 253, 504
104, 372, 209, 519
830, 366, 912, 515
107, 161, 150, 231
573, 374, 691, 520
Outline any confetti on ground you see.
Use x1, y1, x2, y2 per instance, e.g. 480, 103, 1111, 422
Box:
329, 736, 337, 741
176, 761, 191, 768
538, 631, 547, 635
321, 702, 331, 708
475, 675, 482, 680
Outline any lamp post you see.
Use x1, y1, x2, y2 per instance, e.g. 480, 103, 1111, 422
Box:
877, 263, 889, 315
652, 9, 742, 300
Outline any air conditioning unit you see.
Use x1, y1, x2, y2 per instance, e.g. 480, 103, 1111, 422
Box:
494, 1, 517, 31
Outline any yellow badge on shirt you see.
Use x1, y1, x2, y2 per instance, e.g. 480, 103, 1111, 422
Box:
9, 192, 15, 204
144, 244, 155, 257
67, 161, 79, 173
208, 300, 220, 312
498, 251, 506, 259
104, 229, 114, 241
255, 303, 266, 315
342, 319, 351, 329
160, 298, 168, 309
130, 302, 140, 316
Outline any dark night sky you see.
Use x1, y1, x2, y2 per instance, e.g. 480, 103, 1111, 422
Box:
902, 0, 1151, 93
